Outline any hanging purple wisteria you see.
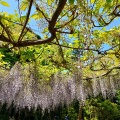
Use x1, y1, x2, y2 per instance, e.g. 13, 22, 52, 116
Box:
0, 62, 120, 110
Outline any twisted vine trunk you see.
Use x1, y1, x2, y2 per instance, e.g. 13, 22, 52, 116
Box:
78, 105, 83, 120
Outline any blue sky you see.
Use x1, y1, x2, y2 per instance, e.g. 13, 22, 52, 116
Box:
0, 0, 40, 35
0, 0, 16, 14
100, 18, 120, 51
1, 0, 119, 28
0, 0, 120, 51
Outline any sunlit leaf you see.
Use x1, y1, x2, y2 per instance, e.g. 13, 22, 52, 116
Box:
31, 13, 44, 20
0, 0, 10, 7
90, 0, 96, 3
20, 1, 28, 11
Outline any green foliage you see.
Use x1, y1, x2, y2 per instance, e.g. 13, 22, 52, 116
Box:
0, 48, 20, 68
100, 100, 120, 120
0, 103, 9, 120
0, 0, 119, 80
69, 0, 74, 4
68, 107, 78, 120
84, 97, 120, 120
106, 0, 112, 3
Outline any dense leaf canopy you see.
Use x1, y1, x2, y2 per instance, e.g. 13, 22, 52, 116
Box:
0, 0, 119, 78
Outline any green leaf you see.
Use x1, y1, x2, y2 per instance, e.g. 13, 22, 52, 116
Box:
0, 0, 10, 7
47, 0, 51, 5
69, 0, 74, 4
31, 12, 44, 20
20, 1, 28, 11
106, 0, 112, 3
47, 0, 54, 5
31, 13, 39, 20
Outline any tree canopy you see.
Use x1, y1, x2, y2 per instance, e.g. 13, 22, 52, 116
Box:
0, 0, 120, 111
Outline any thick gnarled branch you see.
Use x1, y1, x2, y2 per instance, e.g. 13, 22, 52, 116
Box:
13, 35, 55, 47
0, 0, 67, 48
